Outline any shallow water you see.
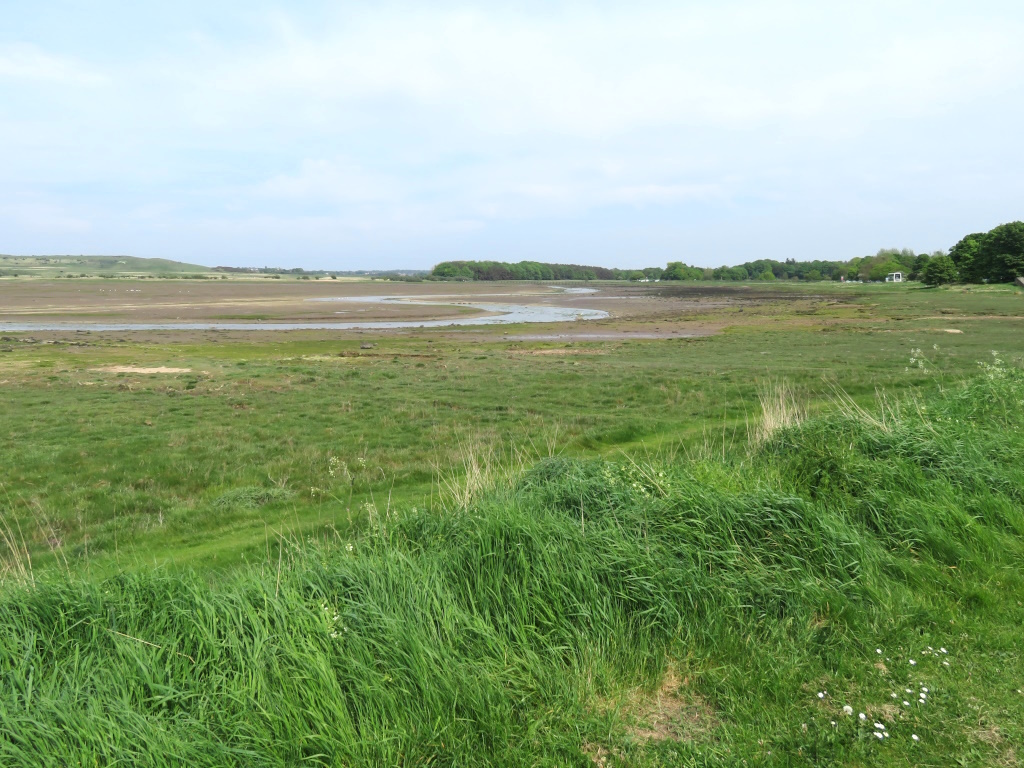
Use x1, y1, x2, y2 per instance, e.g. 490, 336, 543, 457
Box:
0, 296, 608, 332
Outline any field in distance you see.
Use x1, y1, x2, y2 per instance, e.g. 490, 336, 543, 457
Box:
1, 278, 1021, 571
0, 254, 213, 277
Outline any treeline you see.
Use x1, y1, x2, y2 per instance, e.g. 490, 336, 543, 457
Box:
431, 253, 913, 283
431, 260, 637, 281
430, 221, 1024, 285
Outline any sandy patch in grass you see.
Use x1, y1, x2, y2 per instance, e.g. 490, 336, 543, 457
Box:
92, 366, 192, 374
585, 669, 718, 764
620, 671, 717, 743
508, 348, 606, 356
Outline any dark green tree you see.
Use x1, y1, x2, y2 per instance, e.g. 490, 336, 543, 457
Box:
662, 262, 686, 280
979, 221, 1024, 283
910, 252, 932, 280
921, 255, 959, 286
948, 233, 986, 282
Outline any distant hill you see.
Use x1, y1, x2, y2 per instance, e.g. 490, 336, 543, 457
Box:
0, 255, 213, 276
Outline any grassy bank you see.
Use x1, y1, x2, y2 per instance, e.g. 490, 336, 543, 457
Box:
1, 361, 1022, 765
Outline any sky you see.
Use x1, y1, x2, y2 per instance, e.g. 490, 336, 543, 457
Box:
1, 1, 1022, 270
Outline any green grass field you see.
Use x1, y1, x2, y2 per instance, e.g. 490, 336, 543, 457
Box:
0, 254, 212, 277
0, 280, 1022, 765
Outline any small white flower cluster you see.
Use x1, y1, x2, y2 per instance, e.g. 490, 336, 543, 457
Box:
979, 350, 1008, 381
837, 706, 901, 742
327, 455, 353, 484
320, 601, 348, 639
894, 685, 929, 706
830, 644, 953, 746
920, 645, 952, 667
598, 463, 670, 499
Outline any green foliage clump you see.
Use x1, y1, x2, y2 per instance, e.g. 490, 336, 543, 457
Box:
212, 486, 295, 508
921, 254, 960, 286
949, 221, 1024, 283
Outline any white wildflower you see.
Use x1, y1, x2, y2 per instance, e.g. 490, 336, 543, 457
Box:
842, 705, 853, 716
912, 734, 920, 742
859, 713, 867, 721
909, 659, 916, 665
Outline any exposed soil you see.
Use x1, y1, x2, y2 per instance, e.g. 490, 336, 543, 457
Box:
584, 670, 718, 765
0, 280, 572, 324
92, 366, 192, 373
0, 279, 865, 342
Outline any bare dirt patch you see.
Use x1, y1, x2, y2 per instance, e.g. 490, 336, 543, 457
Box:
507, 348, 606, 356
586, 669, 718, 765
620, 671, 717, 743
92, 366, 192, 374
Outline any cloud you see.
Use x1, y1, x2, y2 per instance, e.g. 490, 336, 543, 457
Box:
0, 43, 106, 86
172, 3, 1024, 139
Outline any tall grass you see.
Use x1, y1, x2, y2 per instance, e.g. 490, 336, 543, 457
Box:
1, 366, 1023, 765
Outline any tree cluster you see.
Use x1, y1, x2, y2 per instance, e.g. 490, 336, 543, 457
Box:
430, 222, 1024, 285
944, 222, 1024, 285
430, 261, 661, 281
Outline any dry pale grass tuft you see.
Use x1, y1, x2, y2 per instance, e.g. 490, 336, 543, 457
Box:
434, 439, 527, 512
0, 509, 33, 586
434, 427, 566, 512
827, 383, 916, 434
751, 379, 805, 445
582, 741, 622, 767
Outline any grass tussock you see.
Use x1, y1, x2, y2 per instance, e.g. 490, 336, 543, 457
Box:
1, 366, 1023, 765
212, 486, 296, 509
